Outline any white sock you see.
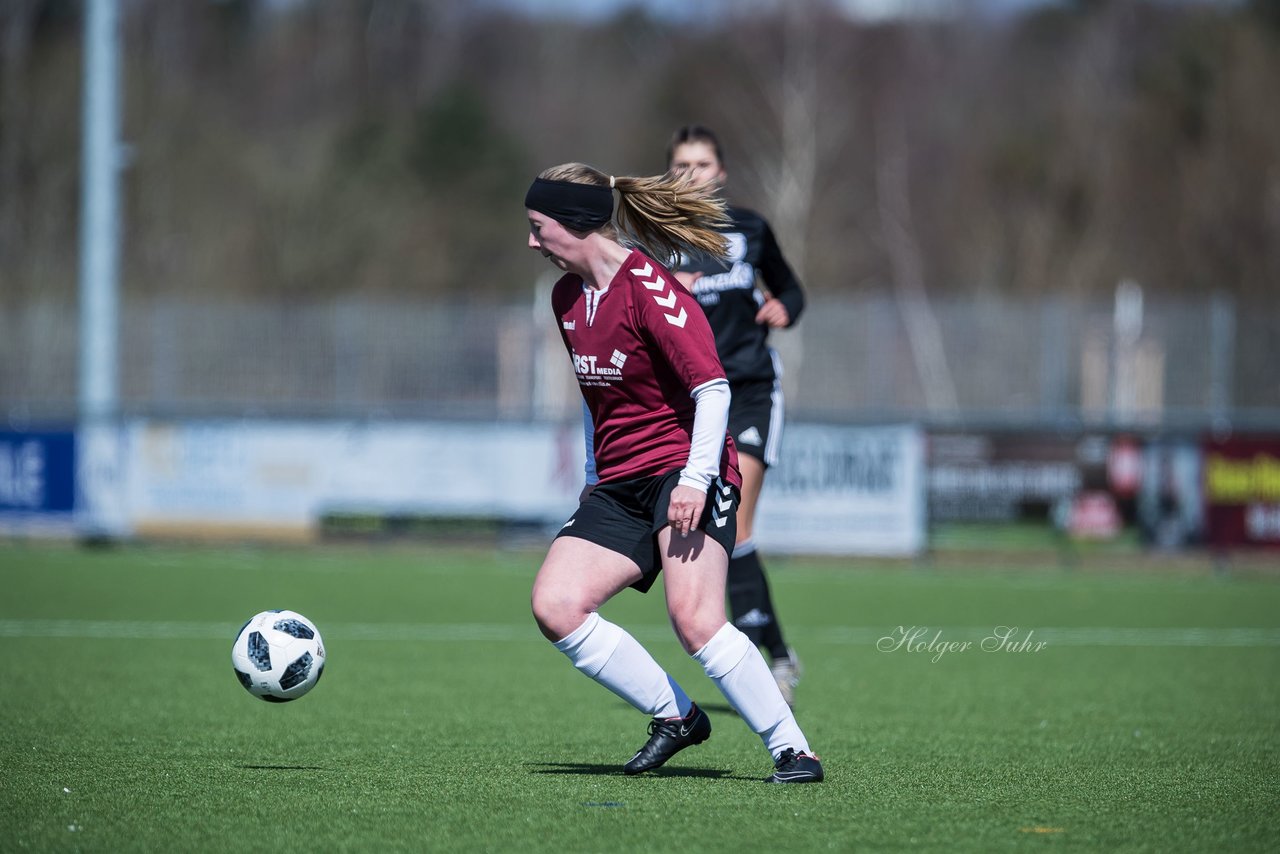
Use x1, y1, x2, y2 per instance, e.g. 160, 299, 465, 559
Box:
553, 613, 691, 719
693, 622, 811, 759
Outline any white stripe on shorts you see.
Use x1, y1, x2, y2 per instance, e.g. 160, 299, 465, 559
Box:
764, 348, 785, 467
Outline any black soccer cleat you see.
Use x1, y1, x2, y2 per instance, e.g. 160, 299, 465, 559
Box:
623, 702, 711, 775
764, 748, 824, 784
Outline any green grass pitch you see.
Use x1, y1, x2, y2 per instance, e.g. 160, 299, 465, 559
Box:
1, 542, 1278, 852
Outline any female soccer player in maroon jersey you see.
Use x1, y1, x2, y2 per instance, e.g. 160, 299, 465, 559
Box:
525, 163, 822, 784
666, 125, 807, 706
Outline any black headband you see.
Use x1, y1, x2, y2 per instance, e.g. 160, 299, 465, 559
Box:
524, 177, 614, 232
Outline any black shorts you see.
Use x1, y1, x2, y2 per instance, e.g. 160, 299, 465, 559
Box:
555, 470, 740, 593
729, 377, 784, 467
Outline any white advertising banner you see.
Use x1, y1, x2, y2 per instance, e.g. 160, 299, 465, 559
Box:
118, 418, 923, 553
754, 423, 925, 556
123, 420, 585, 538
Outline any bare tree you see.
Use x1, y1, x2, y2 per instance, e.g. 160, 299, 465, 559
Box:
0, 0, 39, 266
873, 78, 959, 414
686, 0, 835, 280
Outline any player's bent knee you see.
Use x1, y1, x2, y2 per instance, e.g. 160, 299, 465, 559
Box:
669, 611, 725, 655
531, 586, 590, 642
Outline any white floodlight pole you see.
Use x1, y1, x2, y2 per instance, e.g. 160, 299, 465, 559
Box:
78, 0, 122, 424
75, 0, 125, 542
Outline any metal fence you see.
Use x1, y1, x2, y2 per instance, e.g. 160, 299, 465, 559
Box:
3, 291, 1278, 429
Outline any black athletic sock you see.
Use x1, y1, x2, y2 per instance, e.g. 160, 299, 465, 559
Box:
727, 547, 787, 659
755, 557, 788, 662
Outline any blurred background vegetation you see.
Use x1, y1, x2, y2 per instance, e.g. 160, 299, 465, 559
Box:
2, 0, 1278, 308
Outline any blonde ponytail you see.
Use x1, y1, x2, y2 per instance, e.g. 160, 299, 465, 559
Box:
536, 163, 730, 265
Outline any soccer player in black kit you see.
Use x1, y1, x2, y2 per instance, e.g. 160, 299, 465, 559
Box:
666, 125, 807, 706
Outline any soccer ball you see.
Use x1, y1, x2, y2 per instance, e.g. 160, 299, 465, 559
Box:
231, 610, 326, 702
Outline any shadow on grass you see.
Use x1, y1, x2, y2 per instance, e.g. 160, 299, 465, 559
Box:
526, 762, 749, 780
237, 764, 327, 771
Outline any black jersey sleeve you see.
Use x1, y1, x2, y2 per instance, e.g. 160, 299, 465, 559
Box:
755, 220, 805, 326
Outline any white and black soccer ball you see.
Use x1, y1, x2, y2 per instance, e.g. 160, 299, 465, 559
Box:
231, 610, 326, 702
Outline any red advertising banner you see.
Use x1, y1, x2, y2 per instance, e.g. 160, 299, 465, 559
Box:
1202, 435, 1280, 549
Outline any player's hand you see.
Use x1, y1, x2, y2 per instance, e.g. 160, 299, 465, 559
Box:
755, 297, 790, 328
667, 484, 706, 537
674, 270, 704, 289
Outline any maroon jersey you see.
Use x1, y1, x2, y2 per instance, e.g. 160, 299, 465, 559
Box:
552, 249, 741, 489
